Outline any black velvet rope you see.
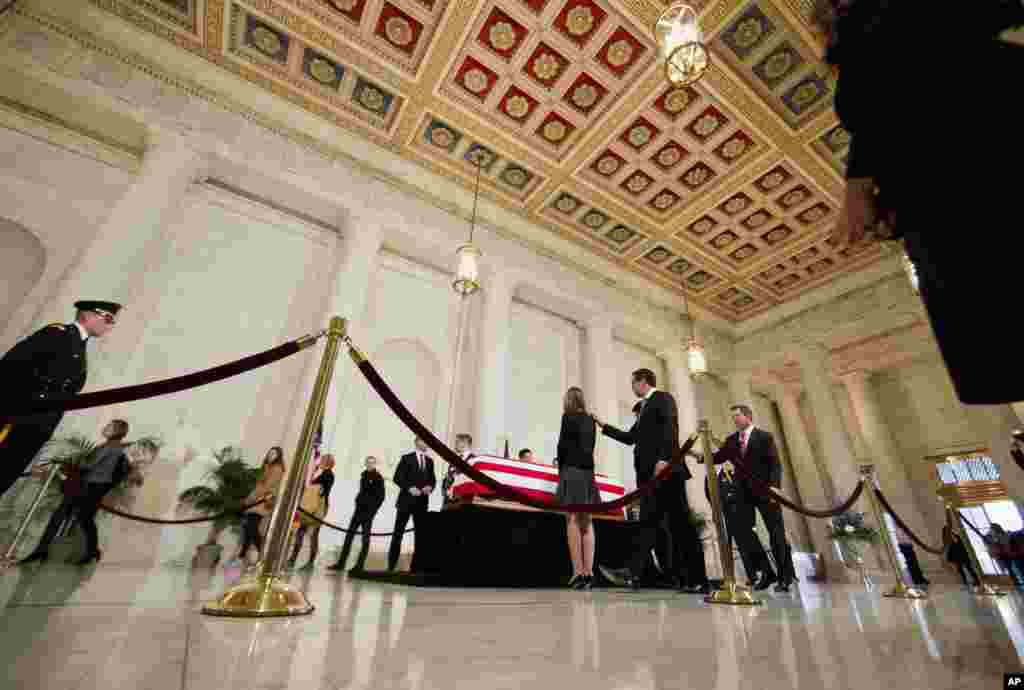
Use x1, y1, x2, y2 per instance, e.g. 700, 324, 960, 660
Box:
2, 335, 319, 419
98, 497, 268, 524
724, 453, 866, 518
297, 507, 413, 537
872, 487, 944, 555
353, 355, 697, 514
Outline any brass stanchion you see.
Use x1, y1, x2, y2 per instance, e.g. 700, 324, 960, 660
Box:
946, 500, 1005, 598
699, 419, 759, 606
202, 317, 345, 617
0, 463, 61, 570
858, 465, 927, 599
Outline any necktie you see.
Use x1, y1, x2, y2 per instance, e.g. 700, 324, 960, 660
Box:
418, 454, 424, 472
740, 431, 748, 456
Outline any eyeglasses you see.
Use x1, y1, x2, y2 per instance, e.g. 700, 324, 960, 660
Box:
93, 310, 117, 325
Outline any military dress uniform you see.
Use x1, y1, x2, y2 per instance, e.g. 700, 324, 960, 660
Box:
0, 300, 121, 499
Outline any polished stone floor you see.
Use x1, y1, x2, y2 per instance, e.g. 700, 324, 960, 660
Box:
1, 563, 1021, 690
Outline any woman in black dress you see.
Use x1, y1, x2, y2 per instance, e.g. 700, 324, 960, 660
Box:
555, 386, 598, 590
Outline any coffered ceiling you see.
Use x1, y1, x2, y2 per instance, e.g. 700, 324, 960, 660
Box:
84, 0, 892, 321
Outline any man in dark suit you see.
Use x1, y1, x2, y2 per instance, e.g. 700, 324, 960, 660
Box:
1, 300, 121, 500
705, 462, 774, 588
711, 404, 795, 592
328, 455, 385, 574
595, 368, 708, 593
388, 437, 437, 571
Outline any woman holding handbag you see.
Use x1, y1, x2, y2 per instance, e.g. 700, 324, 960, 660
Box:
235, 446, 285, 565
288, 455, 335, 569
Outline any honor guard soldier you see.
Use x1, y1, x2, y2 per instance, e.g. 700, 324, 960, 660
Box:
0, 300, 122, 499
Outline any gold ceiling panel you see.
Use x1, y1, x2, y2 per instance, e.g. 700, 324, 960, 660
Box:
80, 0, 870, 322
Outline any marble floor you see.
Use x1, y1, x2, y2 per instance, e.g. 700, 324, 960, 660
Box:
0, 563, 1021, 690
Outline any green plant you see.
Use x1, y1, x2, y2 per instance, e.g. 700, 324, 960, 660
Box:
178, 447, 262, 532
0, 433, 160, 542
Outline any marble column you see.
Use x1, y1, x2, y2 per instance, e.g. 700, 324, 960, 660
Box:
793, 342, 861, 500
771, 383, 845, 579
659, 344, 706, 516
584, 315, 617, 477
474, 271, 515, 456
36, 130, 205, 328
841, 371, 935, 545
318, 222, 383, 452
794, 341, 884, 576
280, 231, 343, 457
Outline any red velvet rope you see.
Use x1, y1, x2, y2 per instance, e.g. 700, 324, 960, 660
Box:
2, 335, 318, 419
872, 486, 944, 555
297, 507, 412, 537
353, 356, 696, 514
98, 497, 268, 524
724, 453, 866, 518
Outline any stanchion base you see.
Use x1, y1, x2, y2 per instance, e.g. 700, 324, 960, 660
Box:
202, 575, 315, 617
882, 584, 928, 600
704, 581, 762, 606
971, 584, 1007, 598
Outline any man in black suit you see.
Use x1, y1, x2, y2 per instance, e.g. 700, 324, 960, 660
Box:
595, 368, 708, 593
388, 437, 437, 571
1, 300, 121, 500
711, 404, 795, 592
705, 462, 774, 588
328, 455, 385, 574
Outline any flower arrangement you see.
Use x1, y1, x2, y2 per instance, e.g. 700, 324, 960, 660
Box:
827, 511, 879, 564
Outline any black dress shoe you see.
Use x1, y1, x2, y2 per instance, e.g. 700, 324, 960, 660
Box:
347, 567, 366, 576
573, 576, 593, 591
774, 580, 791, 593
755, 573, 778, 591
19, 551, 48, 565
680, 582, 711, 595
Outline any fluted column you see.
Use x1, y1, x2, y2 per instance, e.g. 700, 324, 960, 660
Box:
319, 223, 383, 451
584, 315, 617, 477
475, 272, 515, 455
36, 130, 205, 327
841, 371, 935, 548
793, 342, 861, 500
771, 383, 844, 578
660, 344, 706, 515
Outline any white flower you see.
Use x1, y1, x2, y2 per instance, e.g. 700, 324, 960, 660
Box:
845, 525, 855, 533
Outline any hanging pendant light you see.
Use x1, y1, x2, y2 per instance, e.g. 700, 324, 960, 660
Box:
901, 251, 919, 294
452, 154, 484, 297
682, 291, 707, 377
654, 3, 709, 86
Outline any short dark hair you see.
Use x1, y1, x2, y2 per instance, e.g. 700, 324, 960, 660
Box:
107, 419, 130, 441
518, 448, 532, 459
456, 433, 473, 446
730, 404, 753, 420
631, 368, 657, 387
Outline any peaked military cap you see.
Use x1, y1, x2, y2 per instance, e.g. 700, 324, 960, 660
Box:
74, 300, 123, 316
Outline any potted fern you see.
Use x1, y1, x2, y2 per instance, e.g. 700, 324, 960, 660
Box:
178, 446, 261, 567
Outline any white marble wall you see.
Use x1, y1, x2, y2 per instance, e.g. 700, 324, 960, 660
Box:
506, 301, 582, 463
